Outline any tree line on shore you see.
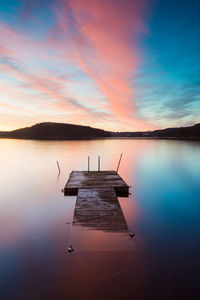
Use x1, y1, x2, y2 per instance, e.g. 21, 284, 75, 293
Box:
0, 122, 199, 140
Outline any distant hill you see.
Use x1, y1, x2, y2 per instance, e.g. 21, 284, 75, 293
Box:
146, 123, 200, 140
115, 123, 200, 140
0, 122, 111, 139
0, 122, 199, 140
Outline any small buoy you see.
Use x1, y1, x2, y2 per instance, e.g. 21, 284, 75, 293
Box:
68, 245, 74, 252
129, 231, 135, 238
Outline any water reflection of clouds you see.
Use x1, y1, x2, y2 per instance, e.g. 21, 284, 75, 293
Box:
1, 139, 200, 299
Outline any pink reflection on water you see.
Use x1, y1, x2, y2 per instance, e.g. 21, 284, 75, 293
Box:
0, 138, 150, 250
0, 138, 148, 300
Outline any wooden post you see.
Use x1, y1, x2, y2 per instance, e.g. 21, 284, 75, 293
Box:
56, 161, 60, 173
98, 156, 100, 172
116, 153, 123, 173
88, 156, 90, 172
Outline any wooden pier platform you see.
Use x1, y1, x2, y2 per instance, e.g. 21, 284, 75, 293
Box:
64, 171, 129, 196
64, 171, 134, 251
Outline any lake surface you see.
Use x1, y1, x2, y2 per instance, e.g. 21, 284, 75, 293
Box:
0, 138, 200, 300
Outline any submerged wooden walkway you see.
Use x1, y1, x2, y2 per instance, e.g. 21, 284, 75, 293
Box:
64, 171, 134, 251
73, 187, 128, 232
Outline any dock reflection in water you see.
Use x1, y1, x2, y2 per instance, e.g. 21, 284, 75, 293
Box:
64, 183, 140, 300
67, 187, 136, 252
64, 170, 136, 252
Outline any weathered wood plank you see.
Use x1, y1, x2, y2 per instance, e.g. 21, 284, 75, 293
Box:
67, 187, 136, 252
73, 187, 128, 232
64, 170, 134, 252
64, 171, 129, 196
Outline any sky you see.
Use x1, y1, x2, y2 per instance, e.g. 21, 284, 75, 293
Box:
0, 0, 199, 131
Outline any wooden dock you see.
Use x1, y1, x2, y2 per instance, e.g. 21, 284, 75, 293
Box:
64, 171, 134, 252
64, 171, 129, 196
73, 187, 128, 232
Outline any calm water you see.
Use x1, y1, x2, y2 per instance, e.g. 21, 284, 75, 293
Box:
0, 138, 200, 300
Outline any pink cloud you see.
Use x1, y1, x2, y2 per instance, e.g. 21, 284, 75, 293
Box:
0, 60, 109, 131
51, 0, 155, 130
0, 1, 157, 131
0, 21, 109, 121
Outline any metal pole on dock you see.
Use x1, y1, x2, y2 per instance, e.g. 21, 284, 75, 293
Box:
56, 161, 61, 173
88, 156, 90, 172
98, 156, 100, 172
116, 153, 123, 172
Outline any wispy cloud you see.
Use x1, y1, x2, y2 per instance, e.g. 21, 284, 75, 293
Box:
0, 19, 111, 129
49, 0, 155, 129
0, 0, 156, 131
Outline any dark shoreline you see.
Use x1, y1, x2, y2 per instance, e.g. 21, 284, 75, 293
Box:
0, 122, 199, 141
1, 136, 200, 141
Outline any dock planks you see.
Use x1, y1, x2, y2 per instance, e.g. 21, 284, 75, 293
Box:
64, 170, 134, 252
73, 187, 128, 232
64, 171, 129, 196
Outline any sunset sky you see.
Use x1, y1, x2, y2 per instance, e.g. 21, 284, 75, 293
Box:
0, 0, 199, 131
